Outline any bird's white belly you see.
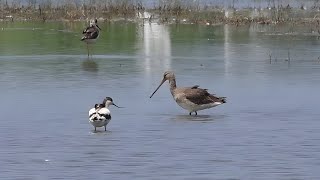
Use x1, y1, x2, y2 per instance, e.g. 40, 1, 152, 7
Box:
90, 119, 111, 127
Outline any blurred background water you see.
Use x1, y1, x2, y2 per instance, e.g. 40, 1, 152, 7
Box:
0, 21, 320, 179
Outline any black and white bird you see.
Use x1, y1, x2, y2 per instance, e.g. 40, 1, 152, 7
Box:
88, 97, 120, 131
81, 18, 101, 57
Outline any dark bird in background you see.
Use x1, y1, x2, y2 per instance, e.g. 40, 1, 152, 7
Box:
81, 19, 101, 58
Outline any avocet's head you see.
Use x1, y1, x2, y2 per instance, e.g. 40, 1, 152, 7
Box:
89, 19, 97, 26
90, 18, 101, 30
150, 71, 175, 98
103, 97, 120, 108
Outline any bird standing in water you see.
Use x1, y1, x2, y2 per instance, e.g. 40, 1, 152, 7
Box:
150, 71, 226, 115
88, 97, 120, 131
81, 19, 101, 58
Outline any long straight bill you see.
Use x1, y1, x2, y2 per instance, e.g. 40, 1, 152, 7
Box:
150, 78, 166, 98
96, 24, 101, 30
112, 103, 122, 108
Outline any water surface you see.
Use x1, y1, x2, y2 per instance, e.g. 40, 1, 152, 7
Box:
1, 22, 320, 179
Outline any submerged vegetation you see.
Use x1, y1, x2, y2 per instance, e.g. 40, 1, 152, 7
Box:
1, 0, 320, 26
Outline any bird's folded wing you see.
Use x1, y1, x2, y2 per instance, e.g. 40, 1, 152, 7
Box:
88, 108, 97, 117
184, 88, 213, 105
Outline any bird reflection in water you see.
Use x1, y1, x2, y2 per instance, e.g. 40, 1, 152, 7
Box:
172, 114, 226, 122
82, 59, 98, 72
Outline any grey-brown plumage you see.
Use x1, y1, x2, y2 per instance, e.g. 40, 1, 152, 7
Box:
150, 71, 226, 115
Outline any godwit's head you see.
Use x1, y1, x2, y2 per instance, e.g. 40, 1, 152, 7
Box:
150, 71, 175, 98
102, 97, 120, 108
163, 71, 175, 80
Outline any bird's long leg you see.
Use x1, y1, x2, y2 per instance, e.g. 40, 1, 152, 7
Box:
195, 111, 197, 116
90, 45, 94, 59
104, 126, 106, 131
94, 127, 96, 132
86, 43, 89, 57
91, 47, 93, 59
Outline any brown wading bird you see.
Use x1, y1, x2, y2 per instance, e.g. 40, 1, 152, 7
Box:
81, 19, 101, 57
150, 71, 226, 115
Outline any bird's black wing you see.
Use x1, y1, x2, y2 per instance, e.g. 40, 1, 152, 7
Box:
90, 31, 99, 39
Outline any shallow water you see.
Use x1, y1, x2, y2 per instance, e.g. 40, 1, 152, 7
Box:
1, 22, 320, 179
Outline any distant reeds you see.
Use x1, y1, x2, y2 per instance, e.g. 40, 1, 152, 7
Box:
1, 0, 320, 26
